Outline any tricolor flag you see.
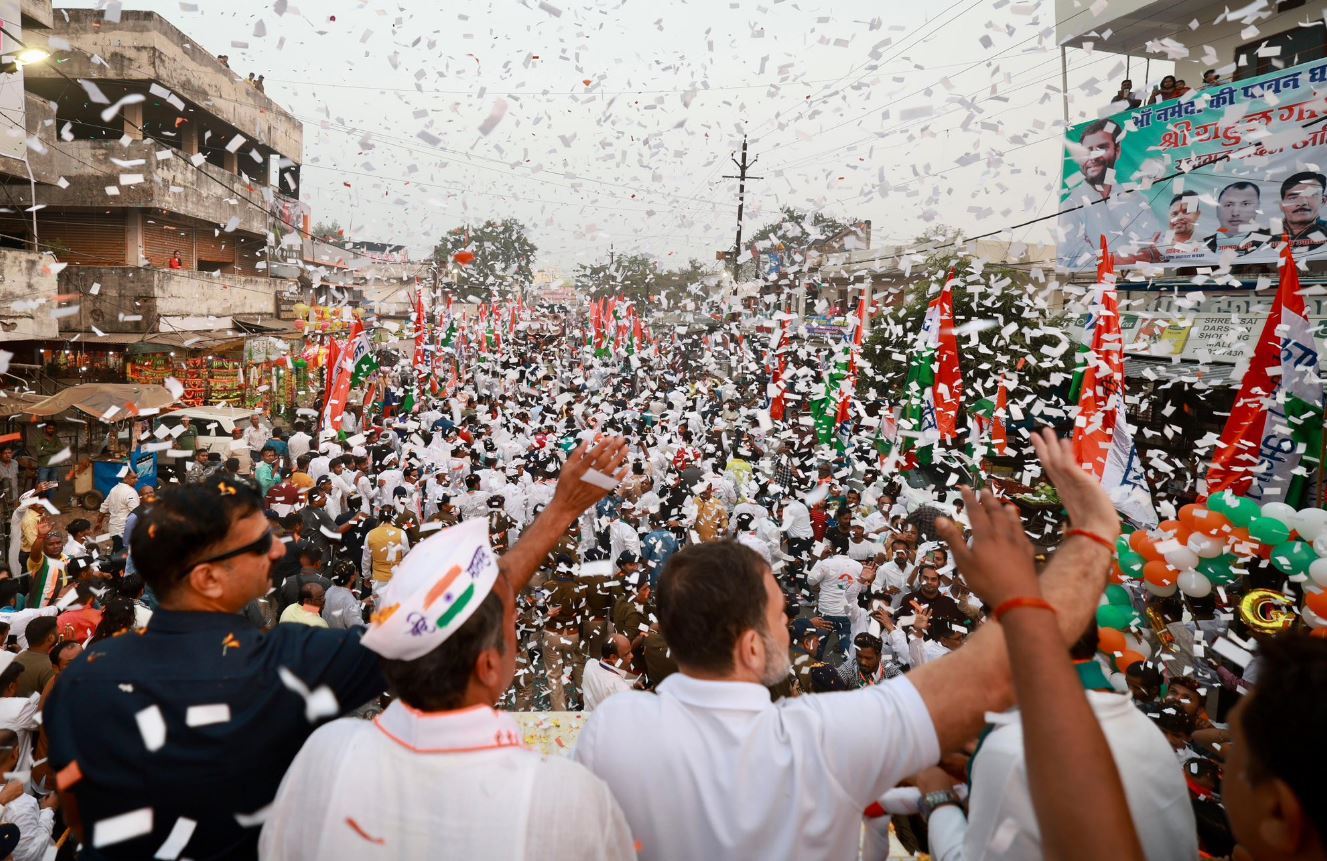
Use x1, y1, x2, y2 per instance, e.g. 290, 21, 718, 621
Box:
1206, 241, 1324, 505
1072, 237, 1157, 527
322, 318, 373, 433
900, 271, 962, 466
768, 318, 790, 421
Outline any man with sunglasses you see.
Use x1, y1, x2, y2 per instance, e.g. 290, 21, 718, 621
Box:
43, 437, 628, 861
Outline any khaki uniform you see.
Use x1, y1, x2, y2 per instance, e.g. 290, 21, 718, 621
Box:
642, 627, 677, 689
580, 573, 619, 665
542, 575, 585, 711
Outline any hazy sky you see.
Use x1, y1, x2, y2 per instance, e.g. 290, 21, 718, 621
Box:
58, 0, 1164, 273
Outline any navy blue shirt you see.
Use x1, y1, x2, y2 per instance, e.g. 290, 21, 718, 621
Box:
45, 609, 385, 860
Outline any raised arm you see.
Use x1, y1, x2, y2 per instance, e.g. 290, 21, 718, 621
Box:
908, 429, 1118, 752
498, 438, 627, 594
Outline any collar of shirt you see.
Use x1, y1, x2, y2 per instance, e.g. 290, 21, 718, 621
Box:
656, 673, 772, 713
145, 609, 246, 634
374, 699, 525, 754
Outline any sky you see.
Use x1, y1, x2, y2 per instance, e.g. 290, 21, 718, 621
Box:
58, 0, 1167, 274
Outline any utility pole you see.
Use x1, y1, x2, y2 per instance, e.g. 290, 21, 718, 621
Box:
722, 136, 762, 280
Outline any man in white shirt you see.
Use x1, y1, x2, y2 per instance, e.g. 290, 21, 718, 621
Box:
96, 471, 140, 552
574, 431, 1122, 861
287, 422, 312, 464
582, 633, 638, 711
846, 524, 885, 564
806, 553, 862, 660
242, 413, 271, 461
925, 624, 1196, 861
875, 539, 915, 607
261, 520, 634, 861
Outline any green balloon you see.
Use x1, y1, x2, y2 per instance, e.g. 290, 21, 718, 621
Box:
1097, 603, 1137, 631
1207, 491, 1234, 515
1249, 516, 1292, 546
1197, 554, 1241, 585
1224, 495, 1262, 529
1105, 584, 1133, 606
1115, 535, 1132, 557
1116, 550, 1145, 579
1270, 540, 1316, 577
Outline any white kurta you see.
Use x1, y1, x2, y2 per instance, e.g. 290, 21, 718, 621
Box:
260, 701, 634, 861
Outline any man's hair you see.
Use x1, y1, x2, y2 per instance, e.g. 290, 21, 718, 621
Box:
1281, 171, 1327, 199
299, 545, 324, 566
656, 541, 769, 675
1241, 635, 1327, 841
853, 632, 882, 654
1218, 181, 1259, 201
1126, 660, 1163, 688
130, 476, 264, 600
600, 637, 618, 660
66, 518, 92, 536
74, 580, 97, 605
25, 616, 56, 648
298, 581, 321, 605
379, 588, 506, 711
297, 453, 313, 469
51, 640, 81, 666
224, 457, 240, 472
294, 421, 307, 433
0, 664, 22, 692
916, 563, 940, 579
118, 572, 145, 599
1068, 619, 1099, 660
329, 560, 357, 587
1170, 190, 1200, 207
1080, 118, 1121, 144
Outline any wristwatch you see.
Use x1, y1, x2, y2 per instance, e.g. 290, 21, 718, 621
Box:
920, 789, 961, 820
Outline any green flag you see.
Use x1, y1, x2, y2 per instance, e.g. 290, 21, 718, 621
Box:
810, 340, 851, 447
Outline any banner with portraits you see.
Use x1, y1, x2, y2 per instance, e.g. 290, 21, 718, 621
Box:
1058, 58, 1327, 272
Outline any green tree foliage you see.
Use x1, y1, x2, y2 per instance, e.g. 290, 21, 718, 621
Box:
311, 220, 344, 242
749, 206, 857, 249
433, 219, 537, 297
861, 229, 1072, 413
575, 254, 713, 307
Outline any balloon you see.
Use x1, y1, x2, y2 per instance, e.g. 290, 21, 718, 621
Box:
1305, 589, 1327, 620
1187, 532, 1224, 558
1210, 492, 1260, 527
1115, 536, 1132, 558
1144, 561, 1177, 589
1310, 557, 1327, 589
1249, 516, 1292, 546
1177, 505, 1201, 530
1291, 508, 1327, 541
1129, 531, 1163, 562
1261, 501, 1298, 523
453, 251, 476, 266
1114, 650, 1145, 671
1097, 603, 1137, 631
1098, 627, 1127, 655
1228, 526, 1258, 557
1270, 541, 1317, 579
1117, 549, 1145, 579
1144, 580, 1178, 597
1191, 509, 1231, 537
1158, 518, 1185, 537
1123, 633, 1152, 658
1197, 554, 1242, 585
1316, 534, 1327, 557
1105, 584, 1133, 606
1163, 547, 1200, 571
1178, 570, 1213, 598
1303, 606, 1327, 630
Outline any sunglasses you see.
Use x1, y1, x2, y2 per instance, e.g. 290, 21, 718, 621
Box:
188, 528, 275, 572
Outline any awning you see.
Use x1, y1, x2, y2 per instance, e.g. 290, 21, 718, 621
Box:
22, 384, 176, 419
1125, 359, 1239, 388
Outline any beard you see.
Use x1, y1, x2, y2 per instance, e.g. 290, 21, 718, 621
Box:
759, 628, 792, 687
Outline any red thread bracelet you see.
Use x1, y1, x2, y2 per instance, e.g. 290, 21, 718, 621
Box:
993, 596, 1056, 622
1066, 528, 1115, 551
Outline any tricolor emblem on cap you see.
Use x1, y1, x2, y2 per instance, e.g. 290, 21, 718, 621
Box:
361, 518, 501, 661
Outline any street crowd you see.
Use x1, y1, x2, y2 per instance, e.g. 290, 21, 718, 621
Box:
0, 336, 1316, 861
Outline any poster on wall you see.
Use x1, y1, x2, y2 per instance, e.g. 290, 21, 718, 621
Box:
0, 0, 26, 165
1059, 58, 1327, 271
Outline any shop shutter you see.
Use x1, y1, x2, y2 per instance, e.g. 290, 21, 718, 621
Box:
233, 236, 267, 276
143, 219, 196, 268
39, 211, 127, 265
195, 227, 237, 266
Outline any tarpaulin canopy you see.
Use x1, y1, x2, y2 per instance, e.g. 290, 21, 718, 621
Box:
22, 384, 176, 420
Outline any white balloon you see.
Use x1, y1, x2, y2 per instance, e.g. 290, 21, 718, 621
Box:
1144, 580, 1178, 597
1261, 502, 1298, 523
1302, 606, 1327, 630
1292, 508, 1327, 541
1310, 557, 1327, 590
1164, 548, 1200, 571
1188, 533, 1224, 559
1316, 534, 1327, 557
1123, 633, 1152, 658
1178, 570, 1213, 598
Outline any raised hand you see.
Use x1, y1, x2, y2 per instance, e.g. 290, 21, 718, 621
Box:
935, 486, 1038, 610
549, 437, 629, 520
1029, 428, 1119, 540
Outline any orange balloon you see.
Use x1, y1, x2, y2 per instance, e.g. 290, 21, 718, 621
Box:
1227, 526, 1256, 557
1178, 504, 1201, 530
1144, 560, 1177, 588
1098, 627, 1127, 655
1157, 519, 1183, 538
1176, 525, 1194, 545
1305, 590, 1327, 619
1192, 509, 1231, 537
1130, 531, 1163, 562
1115, 650, 1145, 671
1311, 625, 1327, 640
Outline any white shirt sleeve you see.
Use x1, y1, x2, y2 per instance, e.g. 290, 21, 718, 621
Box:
1, 794, 54, 861
963, 725, 1041, 859
801, 675, 940, 802
927, 804, 968, 861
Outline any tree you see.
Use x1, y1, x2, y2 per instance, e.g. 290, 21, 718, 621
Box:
574, 254, 714, 307
861, 230, 1072, 425
749, 206, 859, 250
312, 220, 344, 242
433, 219, 537, 297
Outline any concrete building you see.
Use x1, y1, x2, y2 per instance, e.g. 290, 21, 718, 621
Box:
0, 7, 303, 346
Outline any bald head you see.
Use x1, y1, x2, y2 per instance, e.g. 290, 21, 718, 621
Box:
601, 633, 632, 662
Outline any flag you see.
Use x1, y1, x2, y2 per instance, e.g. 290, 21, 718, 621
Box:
811, 333, 852, 446
837, 297, 869, 424
1206, 241, 1324, 505
900, 272, 963, 466
1072, 237, 1157, 527
991, 373, 1009, 457
769, 318, 790, 421
1068, 241, 1118, 402
322, 319, 372, 432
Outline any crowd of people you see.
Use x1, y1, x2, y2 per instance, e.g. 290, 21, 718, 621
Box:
0, 336, 1314, 861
